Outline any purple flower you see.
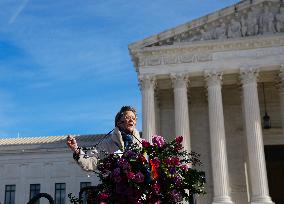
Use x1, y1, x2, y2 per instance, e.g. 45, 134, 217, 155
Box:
169, 166, 176, 174
112, 167, 121, 176
134, 171, 145, 183
124, 150, 137, 158
173, 175, 182, 186
152, 135, 165, 147
117, 158, 130, 170
170, 189, 183, 202
112, 167, 122, 183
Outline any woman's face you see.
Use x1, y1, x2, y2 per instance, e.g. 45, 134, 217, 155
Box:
118, 110, 137, 134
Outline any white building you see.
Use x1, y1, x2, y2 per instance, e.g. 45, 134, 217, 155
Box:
1, 0, 284, 204
0, 135, 102, 204
129, 0, 284, 204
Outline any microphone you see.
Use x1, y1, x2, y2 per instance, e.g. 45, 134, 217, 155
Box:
80, 128, 114, 151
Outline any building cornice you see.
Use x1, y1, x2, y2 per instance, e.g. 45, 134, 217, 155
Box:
133, 35, 284, 69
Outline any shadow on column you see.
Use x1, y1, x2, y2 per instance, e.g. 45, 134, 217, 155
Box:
265, 145, 284, 204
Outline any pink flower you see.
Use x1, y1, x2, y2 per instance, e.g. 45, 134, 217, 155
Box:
152, 135, 165, 147
165, 157, 180, 166
181, 164, 189, 171
175, 136, 183, 144
98, 192, 109, 201
127, 171, 135, 180
142, 139, 150, 148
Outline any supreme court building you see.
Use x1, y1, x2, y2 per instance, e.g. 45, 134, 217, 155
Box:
1, 0, 284, 204
129, 0, 284, 204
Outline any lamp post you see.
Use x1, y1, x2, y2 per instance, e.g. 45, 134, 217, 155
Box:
262, 83, 271, 129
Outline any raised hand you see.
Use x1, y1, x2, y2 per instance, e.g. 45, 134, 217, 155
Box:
66, 135, 78, 152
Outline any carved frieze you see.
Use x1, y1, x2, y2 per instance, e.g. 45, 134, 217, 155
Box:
147, 56, 162, 66
164, 55, 178, 64
180, 54, 195, 63
141, 53, 212, 66
146, 1, 284, 47
214, 46, 284, 60
135, 36, 284, 67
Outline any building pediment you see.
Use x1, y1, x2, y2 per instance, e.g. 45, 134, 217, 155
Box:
129, 0, 284, 52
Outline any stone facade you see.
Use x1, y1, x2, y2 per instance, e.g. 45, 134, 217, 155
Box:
129, 0, 284, 204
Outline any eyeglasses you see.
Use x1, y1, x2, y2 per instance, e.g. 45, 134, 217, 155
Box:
123, 115, 137, 121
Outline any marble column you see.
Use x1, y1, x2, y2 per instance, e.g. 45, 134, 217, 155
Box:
279, 66, 284, 137
205, 71, 234, 204
171, 73, 191, 152
139, 74, 156, 142
240, 68, 274, 204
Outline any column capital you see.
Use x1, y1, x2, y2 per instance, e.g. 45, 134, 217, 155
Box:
204, 70, 223, 87
170, 73, 189, 89
240, 67, 259, 85
138, 74, 156, 90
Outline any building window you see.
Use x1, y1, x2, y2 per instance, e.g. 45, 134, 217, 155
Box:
55, 183, 66, 204
4, 185, 16, 204
80, 182, 91, 204
30, 184, 40, 204
80, 182, 91, 189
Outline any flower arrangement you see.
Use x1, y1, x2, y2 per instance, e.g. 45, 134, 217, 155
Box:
69, 135, 205, 204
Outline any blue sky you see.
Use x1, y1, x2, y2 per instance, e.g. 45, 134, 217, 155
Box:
0, 0, 239, 138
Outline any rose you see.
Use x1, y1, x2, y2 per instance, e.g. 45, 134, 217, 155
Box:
165, 157, 180, 166
175, 136, 183, 144
152, 135, 165, 147
127, 171, 135, 180
142, 139, 150, 148
172, 157, 180, 165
